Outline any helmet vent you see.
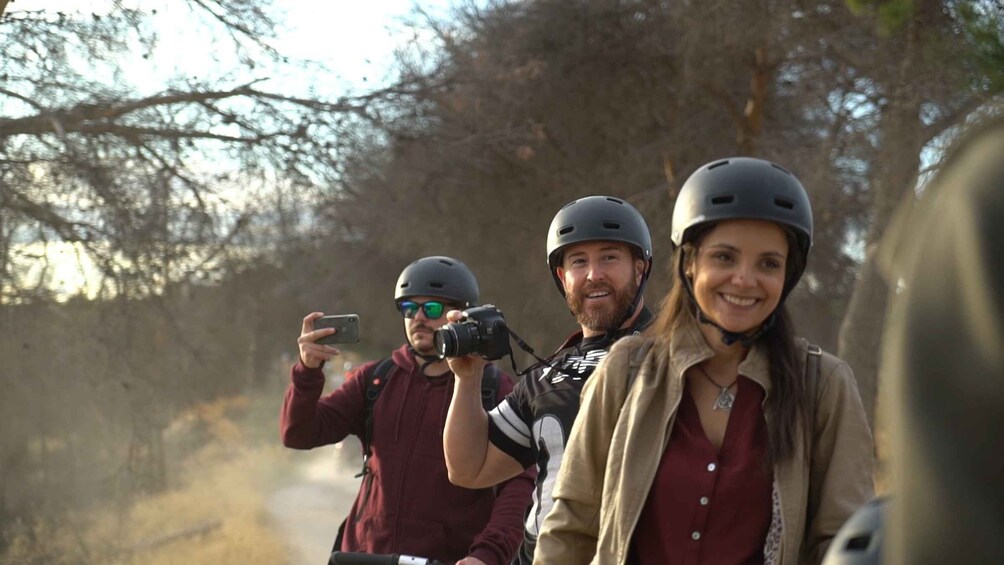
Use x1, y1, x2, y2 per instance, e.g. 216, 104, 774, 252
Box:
558, 226, 575, 235
708, 160, 730, 170
605, 197, 624, 204
845, 534, 872, 551
438, 259, 454, 266
774, 197, 795, 210
429, 281, 444, 289
602, 221, 621, 230
710, 195, 734, 205
771, 163, 792, 175
400, 282, 410, 289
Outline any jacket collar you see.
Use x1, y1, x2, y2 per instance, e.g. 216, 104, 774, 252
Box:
666, 314, 773, 396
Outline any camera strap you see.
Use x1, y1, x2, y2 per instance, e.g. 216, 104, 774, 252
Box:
505, 325, 577, 379
507, 304, 655, 378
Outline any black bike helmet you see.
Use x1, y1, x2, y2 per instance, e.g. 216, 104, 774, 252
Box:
672, 157, 813, 298
546, 195, 653, 296
394, 256, 479, 307
821, 497, 885, 565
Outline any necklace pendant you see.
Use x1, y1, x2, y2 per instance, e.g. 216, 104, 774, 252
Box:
713, 387, 735, 411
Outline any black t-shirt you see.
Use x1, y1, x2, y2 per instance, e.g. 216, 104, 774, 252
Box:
487, 308, 653, 564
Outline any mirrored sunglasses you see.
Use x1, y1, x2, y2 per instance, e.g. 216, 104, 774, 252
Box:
398, 300, 447, 319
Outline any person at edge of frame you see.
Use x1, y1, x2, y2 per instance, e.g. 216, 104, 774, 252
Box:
872, 118, 1004, 565
442, 196, 656, 565
536, 157, 875, 565
281, 256, 536, 565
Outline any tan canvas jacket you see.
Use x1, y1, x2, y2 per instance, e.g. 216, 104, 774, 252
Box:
535, 316, 874, 565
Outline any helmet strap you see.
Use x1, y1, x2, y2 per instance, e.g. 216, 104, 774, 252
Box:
407, 345, 448, 376
678, 252, 777, 348
610, 261, 650, 331
695, 308, 776, 347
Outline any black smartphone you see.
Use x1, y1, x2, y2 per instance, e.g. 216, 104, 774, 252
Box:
314, 314, 360, 345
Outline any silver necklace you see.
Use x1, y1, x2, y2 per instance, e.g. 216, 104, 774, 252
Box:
696, 363, 738, 411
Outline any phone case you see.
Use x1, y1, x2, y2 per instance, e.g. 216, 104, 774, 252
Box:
315, 314, 360, 344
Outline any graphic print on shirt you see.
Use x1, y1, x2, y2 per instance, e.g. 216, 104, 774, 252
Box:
541, 347, 611, 384
487, 311, 654, 563
524, 414, 566, 539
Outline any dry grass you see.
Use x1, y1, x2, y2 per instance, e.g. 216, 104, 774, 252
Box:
1, 394, 300, 565
107, 445, 292, 565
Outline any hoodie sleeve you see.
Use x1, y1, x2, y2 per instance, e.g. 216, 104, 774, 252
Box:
279, 360, 372, 449
468, 464, 537, 565
467, 371, 537, 565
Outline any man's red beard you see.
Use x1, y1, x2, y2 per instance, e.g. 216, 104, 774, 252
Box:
566, 279, 638, 333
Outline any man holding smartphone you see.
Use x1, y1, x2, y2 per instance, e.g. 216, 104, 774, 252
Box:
280, 256, 534, 565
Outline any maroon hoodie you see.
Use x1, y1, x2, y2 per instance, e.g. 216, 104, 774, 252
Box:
281, 344, 535, 565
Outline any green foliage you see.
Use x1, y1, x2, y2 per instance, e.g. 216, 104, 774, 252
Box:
847, 0, 916, 34
956, 0, 1004, 91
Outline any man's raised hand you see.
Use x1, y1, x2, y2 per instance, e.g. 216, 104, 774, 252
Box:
298, 312, 340, 369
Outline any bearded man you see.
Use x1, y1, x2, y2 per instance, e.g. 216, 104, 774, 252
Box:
442, 196, 655, 564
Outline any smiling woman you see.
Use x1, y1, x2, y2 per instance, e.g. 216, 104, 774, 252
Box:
535, 157, 875, 565
687, 219, 789, 337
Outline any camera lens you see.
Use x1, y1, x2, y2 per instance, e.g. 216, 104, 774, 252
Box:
434, 325, 458, 358
434, 321, 477, 358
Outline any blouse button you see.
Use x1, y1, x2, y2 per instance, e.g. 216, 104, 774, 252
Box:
707, 462, 717, 472
691, 531, 701, 541
700, 496, 709, 505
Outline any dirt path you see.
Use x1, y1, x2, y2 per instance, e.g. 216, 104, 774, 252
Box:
268, 448, 361, 565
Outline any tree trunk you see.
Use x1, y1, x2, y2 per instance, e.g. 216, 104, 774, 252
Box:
837, 245, 888, 426
0, 462, 7, 552
837, 99, 923, 425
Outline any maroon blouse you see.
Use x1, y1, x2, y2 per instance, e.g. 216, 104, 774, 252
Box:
630, 376, 773, 565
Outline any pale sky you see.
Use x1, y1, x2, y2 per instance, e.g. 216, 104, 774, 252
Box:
12, 0, 456, 96
7, 0, 458, 298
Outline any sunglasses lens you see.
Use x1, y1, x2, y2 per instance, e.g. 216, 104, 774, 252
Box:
424, 302, 444, 319
399, 301, 419, 318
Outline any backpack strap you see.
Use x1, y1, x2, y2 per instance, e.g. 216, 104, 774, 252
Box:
356, 357, 395, 478
479, 364, 501, 411
805, 343, 823, 428
804, 343, 824, 522
355, 359, 501, 480
625, 338, 655, 392
356, 359, 498, 478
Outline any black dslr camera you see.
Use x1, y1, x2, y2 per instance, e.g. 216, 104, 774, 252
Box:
434, 305, 512, 360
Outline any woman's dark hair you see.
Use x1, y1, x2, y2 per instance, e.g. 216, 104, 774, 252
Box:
645, 222, 808, 463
